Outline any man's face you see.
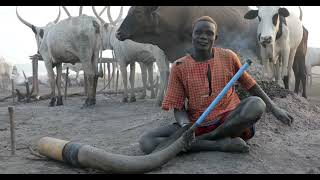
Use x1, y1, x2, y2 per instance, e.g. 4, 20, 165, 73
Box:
192, 21, 216, 51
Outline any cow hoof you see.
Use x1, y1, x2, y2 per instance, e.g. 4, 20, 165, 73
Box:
56, 97, 63, 106
81, 103, 95, 109
150, 93, 156, 99
130, 96, 136, 102
49, 97, 56, 107
122, 97, 128, 103
156, 99, 162, 107
138, 94, 146, 99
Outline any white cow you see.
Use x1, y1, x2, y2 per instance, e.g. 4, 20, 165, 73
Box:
305, 47, 320, 87
92, 7, 169, 104
244, 6, 303, 90
17, 7, 103, 107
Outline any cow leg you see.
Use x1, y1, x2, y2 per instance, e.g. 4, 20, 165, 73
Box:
129, 62, 136, 102
120, 64, 128, 102
56, 63, 63, 106
287, 49, 297, 90
75, 71, 79, 86
156, 59, 170, 106
148, 62, 155, 99
274, 61, 282, 86
139, 63, 147, 99
44, 59, 56, 107
112, 62, 116, 89
281, 48, 291, 89
81, 61, 95, 107
83, 72, 88, 96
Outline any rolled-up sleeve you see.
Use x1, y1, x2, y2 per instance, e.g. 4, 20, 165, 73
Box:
161, 64, 186, 111
229, 50, 256, 90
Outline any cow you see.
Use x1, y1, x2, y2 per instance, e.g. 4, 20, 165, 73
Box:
16, 7, 103, 107
116, 7, 259, 105
0, 57, 18, 91
305, 47, 320, 88
116, 6, 258, 63
292, 26, 308, 98
244, 6, 304, 93
92, 6, 169, 104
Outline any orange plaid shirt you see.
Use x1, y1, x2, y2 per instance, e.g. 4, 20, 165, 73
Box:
162, 47, 256, 126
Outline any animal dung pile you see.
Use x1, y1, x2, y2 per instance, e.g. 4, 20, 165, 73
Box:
235, 81, 294, 100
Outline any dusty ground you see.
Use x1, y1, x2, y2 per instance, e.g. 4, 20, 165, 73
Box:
1, 75, 320, 174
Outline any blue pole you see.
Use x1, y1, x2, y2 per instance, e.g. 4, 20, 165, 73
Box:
192, 59, 253, 128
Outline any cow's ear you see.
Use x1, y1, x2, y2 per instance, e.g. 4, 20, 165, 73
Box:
31, 25, 37, 34
279, 8, 290, 17
39, 29, 44, 38
145, 6, 158, 13
244, 10, 258, 19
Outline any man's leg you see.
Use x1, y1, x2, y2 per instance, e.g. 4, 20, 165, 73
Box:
139, 124, 180, 154
197, 96, 266, 140
188, 96, 266, 153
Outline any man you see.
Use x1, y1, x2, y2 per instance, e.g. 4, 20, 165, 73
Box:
139, 16, 293, 154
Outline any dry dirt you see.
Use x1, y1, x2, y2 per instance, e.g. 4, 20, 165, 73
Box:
1, 77, 320, 174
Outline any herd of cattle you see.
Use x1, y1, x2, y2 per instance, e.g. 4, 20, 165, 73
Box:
1, 6, 320, 107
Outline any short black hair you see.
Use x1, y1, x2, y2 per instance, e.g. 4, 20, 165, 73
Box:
192, 16, 218, 34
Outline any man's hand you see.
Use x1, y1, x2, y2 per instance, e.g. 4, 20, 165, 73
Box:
181, 124, 196, 152
271, 106, 294, 126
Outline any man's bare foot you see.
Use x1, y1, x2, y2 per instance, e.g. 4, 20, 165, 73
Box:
217, 137, 250, 153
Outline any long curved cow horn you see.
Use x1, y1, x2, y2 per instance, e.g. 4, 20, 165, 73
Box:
114, 6, 123, 24
53, 6, 61, 24
62, 6, 71, 17
92, 6, 106, 24
107, 6, 123, 25
79, 6, 83, 16
37, 125, 193, 173
16, 6, 35, 30
99, 6, 107, 16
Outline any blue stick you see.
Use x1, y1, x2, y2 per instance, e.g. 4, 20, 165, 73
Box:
191, 59, 253, 129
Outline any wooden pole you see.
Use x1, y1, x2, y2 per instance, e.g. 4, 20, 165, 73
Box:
107, 62, 111, 89
11, 79, 15, 105
32, 58, 39, 96
65, 67, 69, 100
22, 71, 31, 103
115, 69, 119, 95
8, 106, 16, 155
104, 63, 106, 88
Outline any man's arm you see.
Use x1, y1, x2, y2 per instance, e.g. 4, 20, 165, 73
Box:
248, 84, 294, 125
174, 107, 191, 127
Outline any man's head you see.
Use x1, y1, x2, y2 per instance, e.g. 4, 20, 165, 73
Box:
192, 16, 218, 52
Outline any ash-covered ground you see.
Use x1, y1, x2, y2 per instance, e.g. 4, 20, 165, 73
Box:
0, 51, 320, 174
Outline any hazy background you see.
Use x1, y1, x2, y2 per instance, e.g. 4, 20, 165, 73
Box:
0, 6, 319, 77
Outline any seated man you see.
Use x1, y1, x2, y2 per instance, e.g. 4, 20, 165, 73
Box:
139, 16, 293, 154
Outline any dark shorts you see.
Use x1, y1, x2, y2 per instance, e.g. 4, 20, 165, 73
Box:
193, 111, 256, 141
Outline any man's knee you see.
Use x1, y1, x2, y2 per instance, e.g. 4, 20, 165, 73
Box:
139, 134, 156, 154
240, 96, 266, 120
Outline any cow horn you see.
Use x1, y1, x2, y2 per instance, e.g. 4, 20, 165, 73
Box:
114, 6, 123, 24
107, 6, 123, 25
16, 6, 35, 30
62, 6, 71, 17
92, 6, 106, 24
106, 6, 115, 25
99, 6, 108, 16
79, 6, 83, 16
53, 6, 61, 24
